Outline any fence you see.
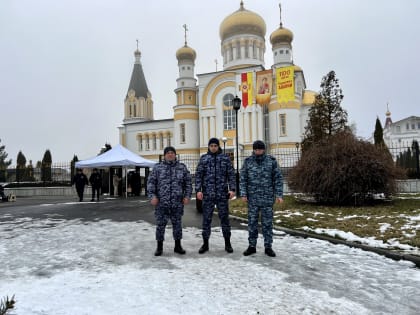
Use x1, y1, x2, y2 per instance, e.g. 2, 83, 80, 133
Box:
3, 162, 72, 183
388, 142, 420, 178
2, 143, 418, 186
178, 147, 300, 179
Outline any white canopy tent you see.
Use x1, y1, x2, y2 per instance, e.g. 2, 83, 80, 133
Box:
75, 144, 156, 197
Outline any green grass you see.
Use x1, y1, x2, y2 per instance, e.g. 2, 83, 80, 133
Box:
229, 195, 420, 249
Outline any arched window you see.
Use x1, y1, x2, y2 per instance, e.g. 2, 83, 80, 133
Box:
146, 135, 150, 150
160, 134, 164, 149
180, 123, 186, 143
138, 135, 143, 151
223, 93, 236, 130
152, 134, 157, 150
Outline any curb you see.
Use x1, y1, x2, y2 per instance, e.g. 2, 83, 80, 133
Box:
228, 215, 420, 268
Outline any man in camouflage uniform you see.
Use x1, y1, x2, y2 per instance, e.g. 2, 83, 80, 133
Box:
195, 138, 236, 254
240, 140, 283, 257
147, 146, 192, 256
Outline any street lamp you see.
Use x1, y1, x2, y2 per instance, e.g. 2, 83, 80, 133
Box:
232, 95, 241, 194
221, 137, 227, 154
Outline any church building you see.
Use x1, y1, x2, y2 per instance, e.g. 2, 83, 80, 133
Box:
118, 1, 315, 170
382, 106, 420, 158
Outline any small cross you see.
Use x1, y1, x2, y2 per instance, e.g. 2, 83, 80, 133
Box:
183, 24, 188, 45
279, 2, 283, 27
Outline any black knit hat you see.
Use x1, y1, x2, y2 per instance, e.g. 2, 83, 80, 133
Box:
253, 140, 266, 150
163, 146, 176, 155
208, 138, 220, 147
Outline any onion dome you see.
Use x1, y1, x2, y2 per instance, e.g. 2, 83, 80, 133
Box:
270, 25, 293, 46
294, 65, 302, 72
219, 1, 266, 40
176, 44, 196, 61
302, 90, 316, 105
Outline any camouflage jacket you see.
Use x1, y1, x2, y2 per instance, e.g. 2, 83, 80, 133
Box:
240, 153, 283, 206
147, 159, 192, 208
195, 149, 236, 198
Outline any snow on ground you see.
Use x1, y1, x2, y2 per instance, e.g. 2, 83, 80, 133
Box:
301, 226, 420, 254
1, 217, 420, 315
277, 208, 420, 255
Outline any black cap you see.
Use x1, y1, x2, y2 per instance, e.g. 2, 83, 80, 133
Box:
163, 146, 176, 155
208, 138, 220, 147
253, 140, 266, 150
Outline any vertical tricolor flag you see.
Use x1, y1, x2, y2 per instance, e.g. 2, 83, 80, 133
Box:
241, 72, 253, 108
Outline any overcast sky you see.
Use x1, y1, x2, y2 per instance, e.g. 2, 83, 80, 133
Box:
1, 0, 419, 164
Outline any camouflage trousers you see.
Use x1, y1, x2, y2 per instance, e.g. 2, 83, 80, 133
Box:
155, 206, 183, 241
247, 204, 273, 248
201, 197, 231, 240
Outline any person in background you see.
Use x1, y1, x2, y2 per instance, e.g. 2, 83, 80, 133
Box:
89, 168, 102, 202
240, 140, 283, 257
72, 168, 88, 202
131, 170, 141, 196
113, 173, 121, 196
147, 146, 192, 256
0, 184, 8, 202
195, 137, 236, 254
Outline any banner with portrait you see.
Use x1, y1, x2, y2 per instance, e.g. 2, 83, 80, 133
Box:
276, 66, 295, 103
256, 70, 272, 105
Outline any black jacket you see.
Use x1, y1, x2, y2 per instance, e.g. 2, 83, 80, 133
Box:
89, 172, 102, 188
73, 173, 88, 189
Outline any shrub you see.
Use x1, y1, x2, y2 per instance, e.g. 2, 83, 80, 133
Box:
0, 295, 15, 315
288, 132, 405, 205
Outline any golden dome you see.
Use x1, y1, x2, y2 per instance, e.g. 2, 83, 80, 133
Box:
270, 26, 294, 45
176, 45, 196, 61
294, 65, 302, 72
219, 3, 266, 40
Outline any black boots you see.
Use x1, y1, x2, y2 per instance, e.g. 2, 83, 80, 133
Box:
154, 241, 163, 256
243, 246, 276, 257
243, 246, 256, 256
199, 238, 233, 254
155, 240, 186, 256
224, 237, 233, 253
198, 239, 209, 254
264, 247, 276, 257
174, 240, 186, 255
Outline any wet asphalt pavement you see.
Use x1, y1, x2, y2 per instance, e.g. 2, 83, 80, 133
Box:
0, 195, 245, 230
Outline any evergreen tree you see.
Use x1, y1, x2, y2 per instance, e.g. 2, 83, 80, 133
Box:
412, 140, 420, 178
16, 151, 26, 182
374, 117, 385, 147
0, 139, 12, 182
41, 150, 52, 182
302, 71, 347, 149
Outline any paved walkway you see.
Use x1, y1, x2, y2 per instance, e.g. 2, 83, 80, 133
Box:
1, 194, 419, 267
